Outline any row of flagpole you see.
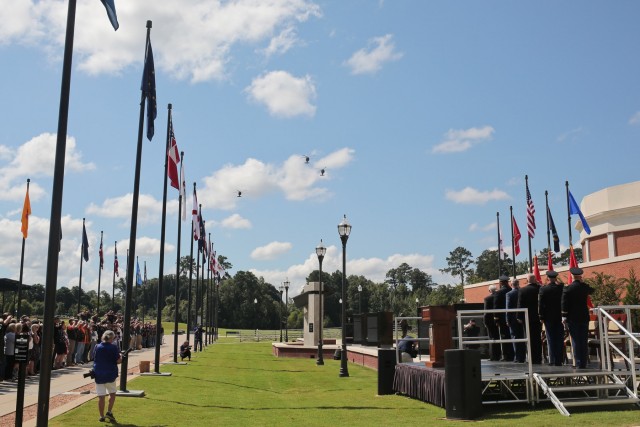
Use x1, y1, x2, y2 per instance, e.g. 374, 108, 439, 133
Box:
496, 177, 592, 283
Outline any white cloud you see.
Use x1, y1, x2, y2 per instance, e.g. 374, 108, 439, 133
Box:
344, 34, 403, 75
220, 214, 252, 229
260, 26, 299, 57
445, 187, 510, 205
629, 112, 640, 125
245, 71, 317, 118
469, 222, 496, 232
199, 148, 354, 210
2, 1, 322, 82
0, 133, 94, 202
251, 241, 293, 261
432, 126, 494, 154
86, 193, 177, 225
250, 246, 438, 297
556, 127, 585, 143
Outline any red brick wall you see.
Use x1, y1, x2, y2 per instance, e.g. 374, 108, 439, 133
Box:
588, 234, 609, 261
616, 229, 640, 257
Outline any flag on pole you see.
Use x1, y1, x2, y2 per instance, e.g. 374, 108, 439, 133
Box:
567, 245, 578, 283
547, 205, 560, 252
568, 191, 591, 235
144, 261, 148, 284
99, 238, 104, 270
547, 250, 554, 272
512, 216, 522, 256
82, 223, 90, 262
526, 182, 536, 238
192, 187, 200, 240
167, 119, 180, 189
498, 224, 504, 261
198, 216, 207, 255
21, 186, 31, 239
180, 154, 186, 221
99, 0, 119, 31
136, 258, 142, 286
533, 255, 542, 282
141, 37, 157, 141
114, 245, 119, 277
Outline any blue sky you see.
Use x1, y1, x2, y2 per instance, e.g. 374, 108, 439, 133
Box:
1, 0, 639, 297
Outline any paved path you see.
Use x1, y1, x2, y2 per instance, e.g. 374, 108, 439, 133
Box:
0, 334, 196, 425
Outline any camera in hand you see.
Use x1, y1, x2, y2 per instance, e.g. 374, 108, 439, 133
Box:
121, 347, 133, 358
83, 369, 96, 379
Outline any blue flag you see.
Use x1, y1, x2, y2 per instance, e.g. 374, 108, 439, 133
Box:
136, 258, 142, 286
100, 0, 119, 31
141, 38, 157, 141
82, 223, 89, 262
568, 191, 591, 235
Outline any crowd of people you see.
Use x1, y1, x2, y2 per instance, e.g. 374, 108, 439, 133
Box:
0, 309, 162, 382
482, 267, 594, 368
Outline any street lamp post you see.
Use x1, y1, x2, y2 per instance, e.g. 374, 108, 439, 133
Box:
283, 280, 290, 342
358, 284, 362, 314
416, 297, 420, 315
279, 285, 284, 342
337, 214, 351, 377
316, 240, 326, 365
254, 298, 258, 341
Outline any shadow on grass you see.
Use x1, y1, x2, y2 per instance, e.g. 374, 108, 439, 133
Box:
176, 375, 283, 394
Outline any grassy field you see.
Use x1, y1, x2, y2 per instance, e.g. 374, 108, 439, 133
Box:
50, 340, 640, 427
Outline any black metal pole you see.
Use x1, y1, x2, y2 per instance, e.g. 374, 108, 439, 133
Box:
285, 286, 288, 342
173, 151, 183, 363
37, 1, 77, 423
154, 103, 172, 372
496, 211, 502, 277
120, 20, 152, 392
215, 277, 220, 341
200, 234, 206, 347
112, 241, 117, 309
195, 206, 201, 334
97, 231, 103, 316
339, 235, 349, 377
187, 195, 195, 343
565, 181, 573, 246
77, 217, 85, 317
279, 288, 283, 343
510, 206, 516, 278
317, 252, 324, 365
17, 178, 30, 318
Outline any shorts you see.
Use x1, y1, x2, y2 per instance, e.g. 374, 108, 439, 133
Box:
95, 381, 117, 396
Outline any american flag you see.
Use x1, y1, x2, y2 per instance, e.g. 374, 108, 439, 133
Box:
167, 118, 180, 190
526, 182, 536, 238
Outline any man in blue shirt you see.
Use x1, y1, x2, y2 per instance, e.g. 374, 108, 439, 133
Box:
93, 330, 122, 422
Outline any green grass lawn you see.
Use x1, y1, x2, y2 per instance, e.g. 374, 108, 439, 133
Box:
50, 341, 640, 427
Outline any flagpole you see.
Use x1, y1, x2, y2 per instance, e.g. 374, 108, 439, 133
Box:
97, 231, 103, 315
545, 191, 551, 267
112, 241, 117, 309
187, 183, 196, 344
120, 20, 152, 393
215, 271, 219, 341
525, 175, 533, 272
37, 0, 78, 422
143, 261, 147, 323
200, 226, 206, 347
17, 178, 30, 318
205, 234, 211, 345
496, 212, 501, 277
565, 181, 573, 245
510, 206, 516, 278
173, 150, 183, 363
195, 205, 202, 332
77, 218, 86, 317
151, 103, 172, 374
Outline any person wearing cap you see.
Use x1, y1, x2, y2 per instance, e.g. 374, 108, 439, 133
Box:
539, 270, 564, 366
518, 273, 542, 364
506, 279, 526, 363
561, 267, 593, 369
483, 284, 501, 361
493, 276, 514, 362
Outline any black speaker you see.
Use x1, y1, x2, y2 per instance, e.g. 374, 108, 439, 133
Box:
444, 349, 482, 420
366, 312, 393, 346
377, 349, 396, 395
353, 314, 367, 344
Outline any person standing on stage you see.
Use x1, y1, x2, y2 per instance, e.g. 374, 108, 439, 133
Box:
518, 273, 542, 364
561, 267, 594, 369
483, 284, 501, 361
493, 276, 514, 362
538, 270, 564, 366
506, 279, 526, 363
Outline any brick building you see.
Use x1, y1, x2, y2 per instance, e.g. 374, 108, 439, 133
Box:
464, 181, 640, 303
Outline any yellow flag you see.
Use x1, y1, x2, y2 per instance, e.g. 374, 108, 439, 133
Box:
21, 187, 31, 239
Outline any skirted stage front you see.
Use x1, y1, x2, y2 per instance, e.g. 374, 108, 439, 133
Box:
393, 363, 445, 407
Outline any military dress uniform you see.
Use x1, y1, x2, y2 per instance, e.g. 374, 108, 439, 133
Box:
538, 271, 564, 366
561, 268, 594, 369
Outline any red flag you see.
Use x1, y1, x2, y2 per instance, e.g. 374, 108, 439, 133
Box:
193, 187, 200, 240
547, 250, 554, 272
512, 216, 521, 256
526, 182, 536, 238
533, 255, 542, 282
567, 245, 578, 283
21, 185, 31, 239
167, 120, 180, 190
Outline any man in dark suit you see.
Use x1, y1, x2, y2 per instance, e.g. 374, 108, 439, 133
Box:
539, 270, 564, 366
561, 267, 594, 369
518, 273, 542, 364
506, 279, 526, 362
483, 284, 501, 361
493, 276, 514, 362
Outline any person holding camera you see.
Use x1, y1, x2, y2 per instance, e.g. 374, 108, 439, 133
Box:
93, 330, 122, 422
179, 340, 191, 361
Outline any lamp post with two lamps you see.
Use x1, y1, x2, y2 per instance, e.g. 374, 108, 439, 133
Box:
316, 240, 326, 365
279, 285, 284, 342
283, 279, 290, 342
337, 215, 352, 377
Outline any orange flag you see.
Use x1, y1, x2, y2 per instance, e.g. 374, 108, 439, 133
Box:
547, 250, 554, 272
567, 245, 578, 283
533, 255, 542, 283
21, 186, 31, 239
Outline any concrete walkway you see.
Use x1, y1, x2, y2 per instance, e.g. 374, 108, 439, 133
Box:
0, 334, 191, 425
